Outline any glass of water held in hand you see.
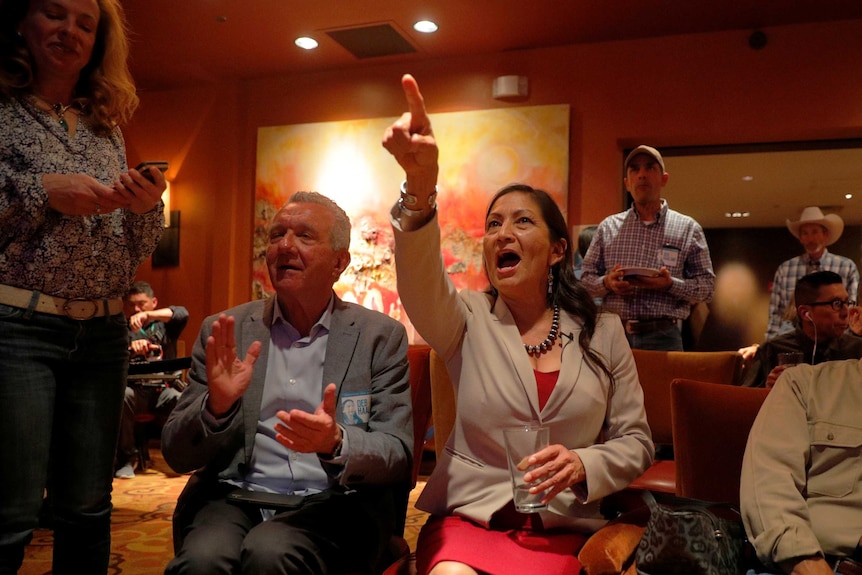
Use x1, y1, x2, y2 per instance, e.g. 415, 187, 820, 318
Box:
777, 351, 804, 367
502, 424, 550, 513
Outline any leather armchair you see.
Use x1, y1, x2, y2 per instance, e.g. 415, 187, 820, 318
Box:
627, 349, 743, 495
670, 378, 769, 504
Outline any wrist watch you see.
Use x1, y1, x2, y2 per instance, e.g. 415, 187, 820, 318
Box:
399, 180, 437, 216
320, 433, 343, 460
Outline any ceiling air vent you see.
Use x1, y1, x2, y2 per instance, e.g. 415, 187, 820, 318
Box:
326, 23, 416, 59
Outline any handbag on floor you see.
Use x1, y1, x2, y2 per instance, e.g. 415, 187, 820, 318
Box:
635, 491, 746, 575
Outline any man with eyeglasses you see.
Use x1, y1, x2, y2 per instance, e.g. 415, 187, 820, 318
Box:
741, 270, 862, 388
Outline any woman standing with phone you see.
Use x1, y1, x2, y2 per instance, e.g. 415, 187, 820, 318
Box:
0, 0, 165, 572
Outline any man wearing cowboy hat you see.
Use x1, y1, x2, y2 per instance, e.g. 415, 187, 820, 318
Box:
766, 206, 859, 340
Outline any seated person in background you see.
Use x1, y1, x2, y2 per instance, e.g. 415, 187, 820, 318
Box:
766, 206, 859, 339
115, 281, 189, 478
162, 192, 413, 575
573, 224, 597, 280
575, 225, 604, 308
741, 357, 862, 574
384, 74, 653, 575
580, 145, 715, 351
126, 280, 189, 361
741, 271, 862, 388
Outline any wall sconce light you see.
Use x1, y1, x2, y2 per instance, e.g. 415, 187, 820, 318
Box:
152, 210, 180, 268
153, 181, 180, 267
162, 181, 172, 228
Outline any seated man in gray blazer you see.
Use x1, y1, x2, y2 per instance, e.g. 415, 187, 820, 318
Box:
162, 192, 413, 575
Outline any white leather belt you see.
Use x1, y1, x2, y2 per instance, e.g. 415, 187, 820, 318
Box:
0, 283, 123, 320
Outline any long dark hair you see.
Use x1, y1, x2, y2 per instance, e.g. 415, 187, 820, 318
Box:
484, 184, 614, 383
0, 0, 139, 135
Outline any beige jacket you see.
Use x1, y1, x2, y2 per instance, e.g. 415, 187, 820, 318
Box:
392, 212, 654, 532
741, 358, 862, 564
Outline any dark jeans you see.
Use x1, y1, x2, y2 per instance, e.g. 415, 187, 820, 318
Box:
0, 304, 129, 575
626, 324, 684, 351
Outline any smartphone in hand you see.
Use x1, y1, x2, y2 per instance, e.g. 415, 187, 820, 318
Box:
135, 161, 169, 183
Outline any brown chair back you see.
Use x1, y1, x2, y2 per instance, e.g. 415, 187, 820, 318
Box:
429, 349, 456, 461
671, 378, 769, 504
632, 349, 743, 447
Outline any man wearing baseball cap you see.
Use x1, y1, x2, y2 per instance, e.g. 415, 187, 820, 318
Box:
765, 206, 859, 339
581, 145, 715, 351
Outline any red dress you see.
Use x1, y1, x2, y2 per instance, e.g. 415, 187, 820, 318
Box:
415, 371, 587, 575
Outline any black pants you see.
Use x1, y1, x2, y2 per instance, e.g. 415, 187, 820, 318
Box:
166, 487, 389, 575
117, 383, 180, 465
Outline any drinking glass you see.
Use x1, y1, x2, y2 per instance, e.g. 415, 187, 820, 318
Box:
502, 424, 549, 513
777, 351, 804, 366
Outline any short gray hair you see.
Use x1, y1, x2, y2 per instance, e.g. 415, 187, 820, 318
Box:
284, 191, 351, 251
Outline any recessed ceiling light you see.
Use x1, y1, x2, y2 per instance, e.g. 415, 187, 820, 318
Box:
846, 193, 853, 200
413, 20, 438, 33
295, 37, 319, 50
741, 175, 754, 182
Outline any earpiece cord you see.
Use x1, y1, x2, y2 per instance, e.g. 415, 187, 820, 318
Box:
811, 320, 817, 364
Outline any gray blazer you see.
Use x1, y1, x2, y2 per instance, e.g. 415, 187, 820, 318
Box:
162, 295, 413, 547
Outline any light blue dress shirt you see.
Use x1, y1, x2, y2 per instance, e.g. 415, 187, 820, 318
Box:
208, 296, 350, 512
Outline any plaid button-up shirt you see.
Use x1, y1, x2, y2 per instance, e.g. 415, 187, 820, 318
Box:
581, 200, 715, 322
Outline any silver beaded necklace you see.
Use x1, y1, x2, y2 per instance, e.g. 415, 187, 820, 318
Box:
524, 305, 560, 356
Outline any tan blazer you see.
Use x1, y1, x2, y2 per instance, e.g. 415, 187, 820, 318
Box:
741, 358, 862, 563
393, 213, 654, 532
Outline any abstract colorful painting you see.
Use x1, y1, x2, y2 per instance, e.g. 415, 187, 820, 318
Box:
254, 105, 569, 342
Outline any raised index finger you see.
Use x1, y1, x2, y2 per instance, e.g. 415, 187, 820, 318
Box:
401, 74, 430, 134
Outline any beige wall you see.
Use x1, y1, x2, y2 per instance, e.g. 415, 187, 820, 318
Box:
124, 20, 862, 348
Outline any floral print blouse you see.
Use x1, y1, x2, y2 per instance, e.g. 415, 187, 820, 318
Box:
0, 96, 164, 300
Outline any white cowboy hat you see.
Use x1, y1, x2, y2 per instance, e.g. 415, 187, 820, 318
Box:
786, 206, 844, 245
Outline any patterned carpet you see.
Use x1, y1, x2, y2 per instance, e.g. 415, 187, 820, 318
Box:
19, 444, 430, 575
